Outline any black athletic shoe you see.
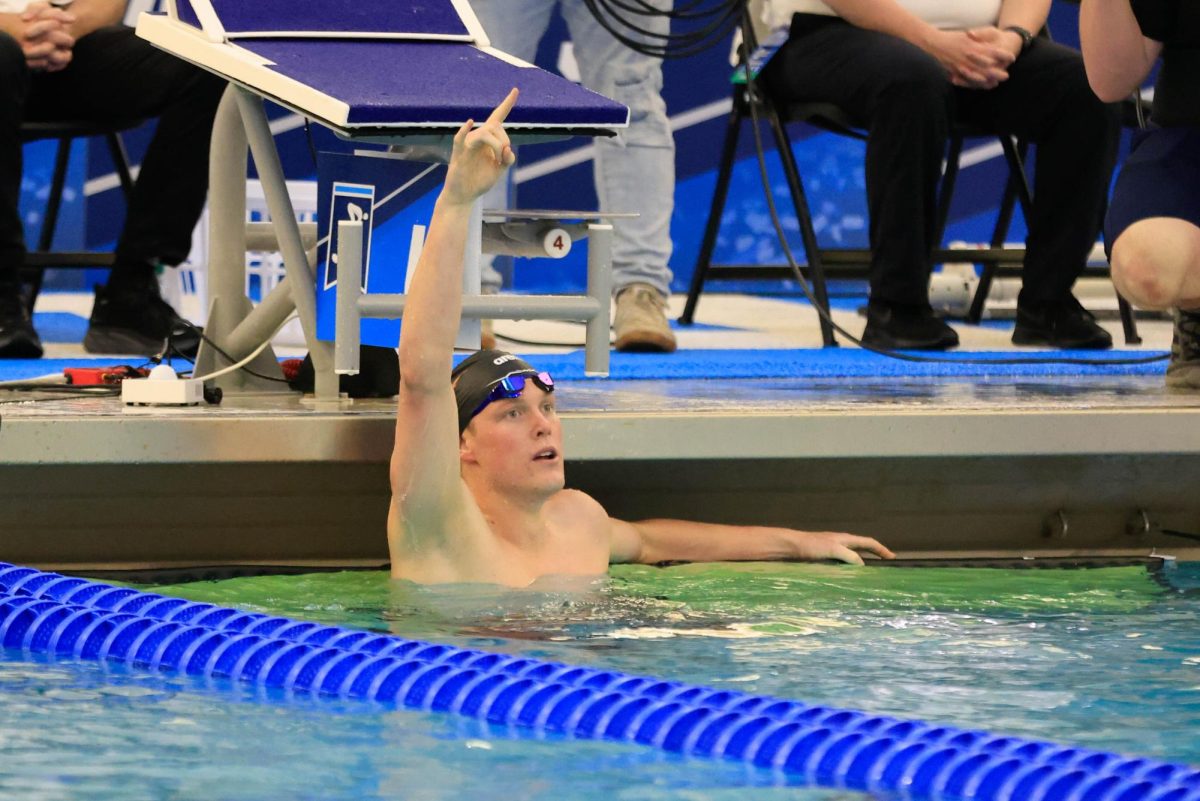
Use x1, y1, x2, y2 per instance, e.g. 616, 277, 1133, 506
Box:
83, 284, 200, 358
1012, 295, 1113, 350
0, 290, 44, 359
861, 300, 960, 350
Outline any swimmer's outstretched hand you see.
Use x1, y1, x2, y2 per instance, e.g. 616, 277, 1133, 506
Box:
789, 531, 895, 566
443, 88, 519, 207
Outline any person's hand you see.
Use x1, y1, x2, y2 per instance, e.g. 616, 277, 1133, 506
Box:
785, 531, 896, 565
442, 88, 518, 207
925, 28, 1013, 89
18, 2, 76, 72
967, 26, 1025, 65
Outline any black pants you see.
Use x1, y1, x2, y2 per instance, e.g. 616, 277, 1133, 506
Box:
0, 25, 225, 288
761, 14, 1121, 308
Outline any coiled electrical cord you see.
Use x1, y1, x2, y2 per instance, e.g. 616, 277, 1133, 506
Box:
582, 0, 743, 59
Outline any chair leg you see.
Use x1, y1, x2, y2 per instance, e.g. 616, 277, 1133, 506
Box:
23, 137, 73, 313
105, 131, 136, 198
967, 137, 1029, 324
1118, 294, 1142, 345
680, 93, 745, 325
38, 137, 71, 252
764, 99, 837, 347
934, 134, 964, 246
1000, 136, 1033, 214
1093, 185, 1141, 347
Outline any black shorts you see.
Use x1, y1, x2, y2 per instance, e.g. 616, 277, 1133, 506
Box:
1105, 126, 1200, 257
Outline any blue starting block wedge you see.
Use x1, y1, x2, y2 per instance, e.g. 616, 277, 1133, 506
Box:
140, 1, 628, 135
174, 0, 479, 40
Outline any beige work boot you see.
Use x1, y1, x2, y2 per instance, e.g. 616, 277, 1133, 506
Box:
613, 283, 677, 353
1166, 308, 1200, 390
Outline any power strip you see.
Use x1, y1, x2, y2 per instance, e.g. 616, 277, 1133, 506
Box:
121, 365, 204, 406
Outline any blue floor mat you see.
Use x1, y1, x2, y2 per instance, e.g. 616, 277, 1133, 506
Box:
1, 348, 1168, 386
465, 348, 1169, 380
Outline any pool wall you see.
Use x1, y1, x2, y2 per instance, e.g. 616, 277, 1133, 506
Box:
1, 455, 1196, 571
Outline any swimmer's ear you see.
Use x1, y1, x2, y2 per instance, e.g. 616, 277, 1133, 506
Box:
459, 429, 478, 464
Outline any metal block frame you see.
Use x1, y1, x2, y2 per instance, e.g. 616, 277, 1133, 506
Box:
334, 218, 613, 383
198, 85, 615, 402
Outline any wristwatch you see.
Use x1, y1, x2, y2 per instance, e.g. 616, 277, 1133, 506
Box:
1003, 25, 1034, 54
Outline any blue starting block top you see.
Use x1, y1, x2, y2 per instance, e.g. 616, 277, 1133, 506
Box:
239, 39, 628, 127
140, 1, 628, 135
175, 0, 474, 39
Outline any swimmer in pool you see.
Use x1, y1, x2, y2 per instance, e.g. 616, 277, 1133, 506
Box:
389, 89, 894, 586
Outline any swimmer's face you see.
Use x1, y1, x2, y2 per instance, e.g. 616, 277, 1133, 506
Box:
460, 382, 564, 495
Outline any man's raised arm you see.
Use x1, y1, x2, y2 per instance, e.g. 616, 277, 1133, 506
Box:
390, 90, 518, 527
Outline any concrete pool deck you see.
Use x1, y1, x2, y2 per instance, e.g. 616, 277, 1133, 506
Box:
2, 292, 1197, 568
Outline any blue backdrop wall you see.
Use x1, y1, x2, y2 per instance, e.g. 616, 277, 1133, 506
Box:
20, 2, 1128, 297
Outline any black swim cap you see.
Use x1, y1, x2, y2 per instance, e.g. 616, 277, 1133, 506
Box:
451, 349, 541, 433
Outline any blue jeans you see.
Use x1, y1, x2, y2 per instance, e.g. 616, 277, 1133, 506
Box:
471, 0, 675, 297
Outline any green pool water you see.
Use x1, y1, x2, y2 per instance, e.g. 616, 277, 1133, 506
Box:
1, 562, 1197, 800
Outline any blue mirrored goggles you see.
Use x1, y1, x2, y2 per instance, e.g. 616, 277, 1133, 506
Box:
472, 371, 555, 418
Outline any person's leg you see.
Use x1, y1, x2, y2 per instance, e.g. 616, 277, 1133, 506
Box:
1114, 218, 1200, 389
1111, 218, 1200, 310
761, 15, 957, 349
0, 32, 41, 357
562, 0, 677, 352
955, 40, 1119, 349
1105, 127, 1200, 387
26, 26, 225, 355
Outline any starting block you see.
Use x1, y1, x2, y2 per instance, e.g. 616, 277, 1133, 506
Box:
137, 0, 630, 400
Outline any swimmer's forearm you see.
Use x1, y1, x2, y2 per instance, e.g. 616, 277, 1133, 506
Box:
398, 196, 474, 391
627, 519, 804, 564
624, 519, 894, 566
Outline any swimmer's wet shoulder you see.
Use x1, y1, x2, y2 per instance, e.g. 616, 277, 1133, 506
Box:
389, 487, 612, 587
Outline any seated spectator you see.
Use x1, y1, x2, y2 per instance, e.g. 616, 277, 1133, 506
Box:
0, 0, 224, 358
1081, 0, 1199, 388
389, 89, 894, 586
759, 0, 1120, 350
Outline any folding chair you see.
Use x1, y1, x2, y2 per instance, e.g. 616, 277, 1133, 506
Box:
682, 18, 1141, 346
17, 119, 141, 310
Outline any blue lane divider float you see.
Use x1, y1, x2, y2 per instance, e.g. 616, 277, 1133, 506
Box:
1, 562, 1197, 801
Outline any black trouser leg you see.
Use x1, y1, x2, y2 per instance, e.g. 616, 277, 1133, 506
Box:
953, 40, 1120, 306
761, 16, 954, 308
0, 34, 31, 291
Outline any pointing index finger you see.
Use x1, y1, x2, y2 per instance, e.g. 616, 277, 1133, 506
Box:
485, 88, 519, 127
